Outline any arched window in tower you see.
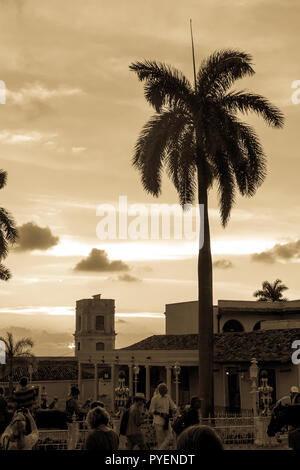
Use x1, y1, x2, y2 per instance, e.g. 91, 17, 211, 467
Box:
96, 315, 104, 331
253, 321, 261, 331
96, 342, 105, 351
222, 319, 244, 333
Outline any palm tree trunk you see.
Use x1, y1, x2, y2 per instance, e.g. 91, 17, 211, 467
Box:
197, 163, 214, 418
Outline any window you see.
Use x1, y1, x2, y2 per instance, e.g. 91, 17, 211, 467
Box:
253, 321, 261, 331
77, 342, 80, 351
222, 319, 244, 332
96, 342, 105, 351
96, 315, 104, 331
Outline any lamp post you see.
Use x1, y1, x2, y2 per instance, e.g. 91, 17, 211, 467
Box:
258, 371, 273, 416
173, 362, 181, 406
28, 364, 33, 383
249, 358, 259, 417
133, 365, 140, 396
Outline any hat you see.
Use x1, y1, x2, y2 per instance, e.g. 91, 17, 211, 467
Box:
134, 392, 145, 401
290, 386, 299, 393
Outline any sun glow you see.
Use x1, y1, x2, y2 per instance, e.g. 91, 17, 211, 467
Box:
37, 237, 277, 261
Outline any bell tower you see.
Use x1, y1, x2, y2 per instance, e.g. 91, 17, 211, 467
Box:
74, 293, 116, 360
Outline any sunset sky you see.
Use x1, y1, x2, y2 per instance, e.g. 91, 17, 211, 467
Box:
1, 0, 300, 354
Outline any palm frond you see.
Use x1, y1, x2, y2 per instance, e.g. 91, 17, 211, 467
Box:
129, 60, 193, 112
253, 289, 266, 298
14, 338, 34, 355
0, 263, 11, 281
133, 109, 190, 196
197, 50, 254, 97
212, 151, 236, 226
0, 170, 7, 190
221, 91, 284, 128
165, 125, 197, 206
0, 229, 8, 260
0, 207, 18, 244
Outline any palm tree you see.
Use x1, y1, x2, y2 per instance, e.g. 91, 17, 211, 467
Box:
0, 332, 34, 395
0, 169, 18, 280
254, 279, 288, 302
130, 50, 284, 417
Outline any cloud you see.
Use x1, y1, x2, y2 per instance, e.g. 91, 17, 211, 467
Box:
72, 147, 86, 154
74, 248, 129, 272
117, 274, 142, 282
252, 239, 300, 263
7, 83, 82, 105
213, 259, 234, 269
0, 130, 55, 144
15, 222, 59, 252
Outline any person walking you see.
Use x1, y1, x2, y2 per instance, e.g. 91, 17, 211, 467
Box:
65, 385, 84, 420
184, 396, 202, 428
149, 383, 177, 449
125, 393, 147, 450
85, 406, 119, 450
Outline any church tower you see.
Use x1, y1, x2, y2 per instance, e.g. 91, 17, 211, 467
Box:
74, 294, 116, 360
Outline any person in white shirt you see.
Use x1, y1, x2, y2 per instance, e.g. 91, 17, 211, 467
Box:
1, 409, 39, 450
149, 383, 177, 449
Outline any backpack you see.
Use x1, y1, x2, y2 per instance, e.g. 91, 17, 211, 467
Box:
172, 413, 186, 436
119, 409, 130, 436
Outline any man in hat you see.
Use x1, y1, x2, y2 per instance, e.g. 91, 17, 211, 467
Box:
126, 393, 147, 450
276, 386, 299, 407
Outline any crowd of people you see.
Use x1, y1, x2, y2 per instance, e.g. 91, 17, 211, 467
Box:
0, 378, 224, 451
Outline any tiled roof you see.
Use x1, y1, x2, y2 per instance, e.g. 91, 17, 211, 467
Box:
121, 328, 300, 363
1, 359, 78, 382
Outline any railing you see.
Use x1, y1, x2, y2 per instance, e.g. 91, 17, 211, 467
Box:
201, 416, 255, 448
36, 414, 288, 450
37, 430, 69, 450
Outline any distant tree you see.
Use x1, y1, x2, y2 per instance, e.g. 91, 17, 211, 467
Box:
0, 169, 18, 280
0, 332, 34, 395
253, 279, 288, 302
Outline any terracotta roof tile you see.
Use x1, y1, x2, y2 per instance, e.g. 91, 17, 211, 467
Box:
122, 328, 300, 363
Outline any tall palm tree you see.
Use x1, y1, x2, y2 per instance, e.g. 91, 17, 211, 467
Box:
0, 169, 18, 280
254, 279, 288, 302
130, 50, 284, 417
0, 332, 34, 395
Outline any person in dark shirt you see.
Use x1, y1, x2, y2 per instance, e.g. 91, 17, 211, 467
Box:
126, 393, 147, 450
85, 406, 119, 450
65, 386, 83, 420
0, 387, 8, 434
184, 396, 202, 428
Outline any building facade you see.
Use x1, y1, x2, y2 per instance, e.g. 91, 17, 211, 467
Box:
74, 294, 300, 413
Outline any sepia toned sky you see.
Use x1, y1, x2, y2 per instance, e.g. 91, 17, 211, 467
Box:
1, 0, 300, 354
